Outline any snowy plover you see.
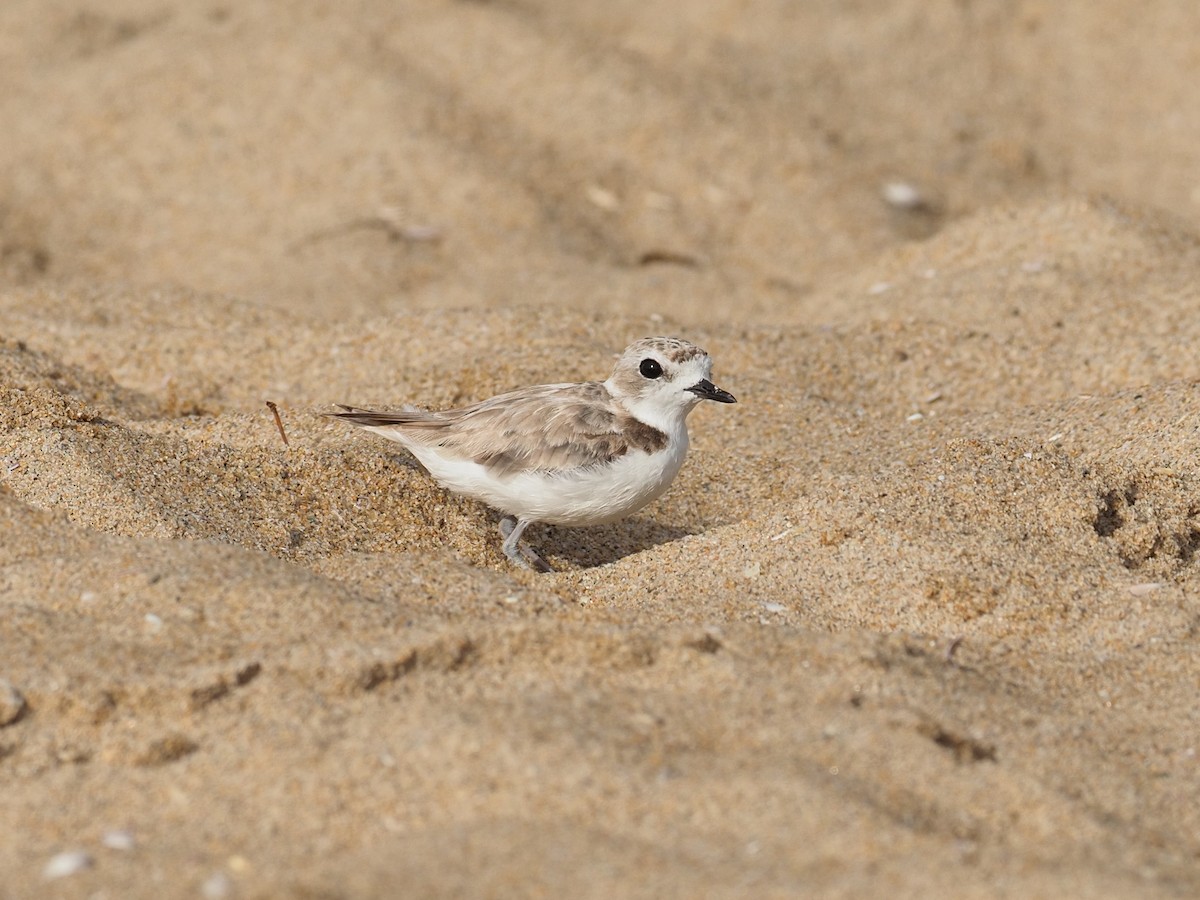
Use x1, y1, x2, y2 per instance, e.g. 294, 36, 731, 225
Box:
327, 337, 736, 571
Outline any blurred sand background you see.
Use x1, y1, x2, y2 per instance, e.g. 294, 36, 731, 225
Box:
2, 1, 1200, 896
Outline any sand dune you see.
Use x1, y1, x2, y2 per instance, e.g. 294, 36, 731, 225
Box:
2, 1, 1200, 896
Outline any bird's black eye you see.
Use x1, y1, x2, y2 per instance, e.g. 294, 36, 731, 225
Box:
639, 358, 663, 379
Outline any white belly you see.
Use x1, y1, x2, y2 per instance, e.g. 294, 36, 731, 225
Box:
408, 433, 690, 526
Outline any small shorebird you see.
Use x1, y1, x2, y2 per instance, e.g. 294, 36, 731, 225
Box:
328, 337, 736, 571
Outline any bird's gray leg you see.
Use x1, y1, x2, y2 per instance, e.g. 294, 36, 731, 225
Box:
498, 516, 526, 566
498, 516, 553, 573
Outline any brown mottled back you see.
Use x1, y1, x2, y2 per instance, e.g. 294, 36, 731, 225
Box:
329, 380, 668, 476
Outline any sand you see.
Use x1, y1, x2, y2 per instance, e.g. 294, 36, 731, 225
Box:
2, 1, 1200, 896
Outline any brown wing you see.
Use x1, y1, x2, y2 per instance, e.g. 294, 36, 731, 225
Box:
328, 383, 666, 476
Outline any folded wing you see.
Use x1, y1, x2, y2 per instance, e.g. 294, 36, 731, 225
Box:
327, 383, 667, 477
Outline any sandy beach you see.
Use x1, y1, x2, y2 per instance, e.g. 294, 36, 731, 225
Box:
2, 1, 1200, 896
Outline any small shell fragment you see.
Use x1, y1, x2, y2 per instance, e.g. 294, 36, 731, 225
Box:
1128, 583, 1163, 597
43, 850, 93, 880
202, 871, 233, 899
585, 184, 620, 211
102, 830, 136, 851
882, 181, 923, 210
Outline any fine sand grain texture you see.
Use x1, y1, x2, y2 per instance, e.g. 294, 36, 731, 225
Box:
3, 1, 1200, 897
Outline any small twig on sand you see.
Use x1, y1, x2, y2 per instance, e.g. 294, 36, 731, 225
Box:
266, 401, 289, 446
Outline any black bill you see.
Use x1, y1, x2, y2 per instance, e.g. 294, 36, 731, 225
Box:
687, 379, 737, 403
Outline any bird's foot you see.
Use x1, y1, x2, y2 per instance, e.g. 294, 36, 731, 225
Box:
499, 516, 554, 573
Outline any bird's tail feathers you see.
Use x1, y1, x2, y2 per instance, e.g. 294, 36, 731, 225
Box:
324, 404, 443, 428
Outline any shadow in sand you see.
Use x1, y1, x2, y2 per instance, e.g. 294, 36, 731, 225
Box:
385, 452, 429, 474
515, 517, 695, 570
